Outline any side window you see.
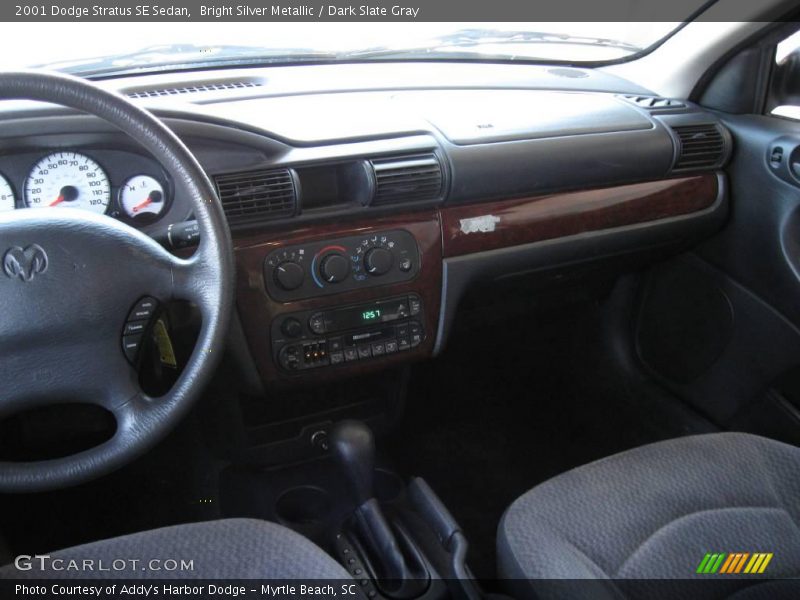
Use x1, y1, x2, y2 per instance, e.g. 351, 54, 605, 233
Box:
768, 29, 800, 119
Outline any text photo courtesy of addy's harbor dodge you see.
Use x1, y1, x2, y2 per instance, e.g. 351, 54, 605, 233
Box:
24, 4, 422, 18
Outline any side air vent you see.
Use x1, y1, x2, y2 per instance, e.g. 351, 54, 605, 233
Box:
214, 169, 296, 225
127, 80, 264, 99
370, 153, 443, 205
622, 95, 685, 110
672, 124, 727, 170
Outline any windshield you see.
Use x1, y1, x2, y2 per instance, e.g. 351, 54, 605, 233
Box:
1, 21, 696, 77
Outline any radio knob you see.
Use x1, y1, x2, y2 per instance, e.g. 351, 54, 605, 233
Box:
319, 253, 350, 284
281, 317, 303, 338
274, 261, 305, 291
364, 247, 394, 276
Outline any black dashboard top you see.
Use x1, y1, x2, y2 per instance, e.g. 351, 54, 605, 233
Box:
0, 63, 731, 235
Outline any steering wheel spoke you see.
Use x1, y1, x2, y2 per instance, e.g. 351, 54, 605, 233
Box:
0, 333, 137, 417
166, 242, 219, 314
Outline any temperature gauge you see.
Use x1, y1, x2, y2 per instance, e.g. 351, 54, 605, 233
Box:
119, 175, 167, 223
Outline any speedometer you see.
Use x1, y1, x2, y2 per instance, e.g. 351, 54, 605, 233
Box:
0, 173, 15, 212
24, 151, 110, 214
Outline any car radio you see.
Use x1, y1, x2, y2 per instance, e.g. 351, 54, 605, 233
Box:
271, 294, 424, 372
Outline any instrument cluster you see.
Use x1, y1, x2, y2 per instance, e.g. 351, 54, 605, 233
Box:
0, 150, 171, 226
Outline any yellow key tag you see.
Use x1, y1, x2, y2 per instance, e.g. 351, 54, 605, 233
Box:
152, 318, 177, 368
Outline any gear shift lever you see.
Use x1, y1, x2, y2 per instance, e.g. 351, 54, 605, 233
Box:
329, 421, 427, 598
328, 420, 375, 506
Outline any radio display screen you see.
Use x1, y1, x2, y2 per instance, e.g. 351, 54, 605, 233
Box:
325, 298, 410, 332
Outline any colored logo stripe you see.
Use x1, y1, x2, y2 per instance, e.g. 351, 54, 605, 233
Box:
697, 552, 773, 575
719, 553, 749, 573
697, 553, 726, 573
744, 553, 774, 574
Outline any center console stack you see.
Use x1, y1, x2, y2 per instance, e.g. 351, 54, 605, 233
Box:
233, 211, 442, 387
264, 229, 427, 374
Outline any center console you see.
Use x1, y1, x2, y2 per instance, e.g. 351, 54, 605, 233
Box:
326, 420, 479, 600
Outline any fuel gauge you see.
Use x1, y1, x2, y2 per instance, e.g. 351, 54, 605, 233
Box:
120, 175, 167, 223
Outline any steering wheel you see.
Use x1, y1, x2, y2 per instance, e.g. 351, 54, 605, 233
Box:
0, 72, 234, 492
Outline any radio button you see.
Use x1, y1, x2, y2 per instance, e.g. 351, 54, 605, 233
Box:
309, 313, 326, 335
409, 296, 422, 316
397, 302, 409, 319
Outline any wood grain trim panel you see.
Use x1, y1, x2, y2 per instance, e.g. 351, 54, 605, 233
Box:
233, 211, 442, 387
440, 175, 719, 258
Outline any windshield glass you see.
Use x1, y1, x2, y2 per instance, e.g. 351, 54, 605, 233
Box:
0, 21, 697, 77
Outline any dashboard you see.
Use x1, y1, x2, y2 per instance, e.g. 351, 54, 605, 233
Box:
0, 62, 733, 390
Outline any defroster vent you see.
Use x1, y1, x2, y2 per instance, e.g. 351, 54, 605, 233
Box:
127, 80, 264, 99
214, 169, 296, 226
370, 153, 443, 205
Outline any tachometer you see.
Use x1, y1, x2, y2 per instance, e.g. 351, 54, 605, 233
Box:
24, 151, 110, 214
0, 173, 15, 212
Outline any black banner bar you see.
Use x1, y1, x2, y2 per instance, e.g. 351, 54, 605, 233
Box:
2, 0, 798, 23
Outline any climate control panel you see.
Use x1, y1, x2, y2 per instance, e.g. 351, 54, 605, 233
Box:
263, 229, 420, 301
272, 295, 425, 372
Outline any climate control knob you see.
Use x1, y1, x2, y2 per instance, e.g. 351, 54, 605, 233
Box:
364, 247, 394, 276
274, 261, 305, 291
320, 253, 350, 284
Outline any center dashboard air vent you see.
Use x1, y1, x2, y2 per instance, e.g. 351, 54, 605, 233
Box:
671, 124, 727, 171
214, 168, 297, 226
370, 153, 444, 205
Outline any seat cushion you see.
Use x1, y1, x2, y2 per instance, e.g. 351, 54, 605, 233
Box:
0, 518, 350, 579
498, 433, 800, 599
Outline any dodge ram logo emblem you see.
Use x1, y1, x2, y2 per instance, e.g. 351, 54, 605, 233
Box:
3, 244, 48, 282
